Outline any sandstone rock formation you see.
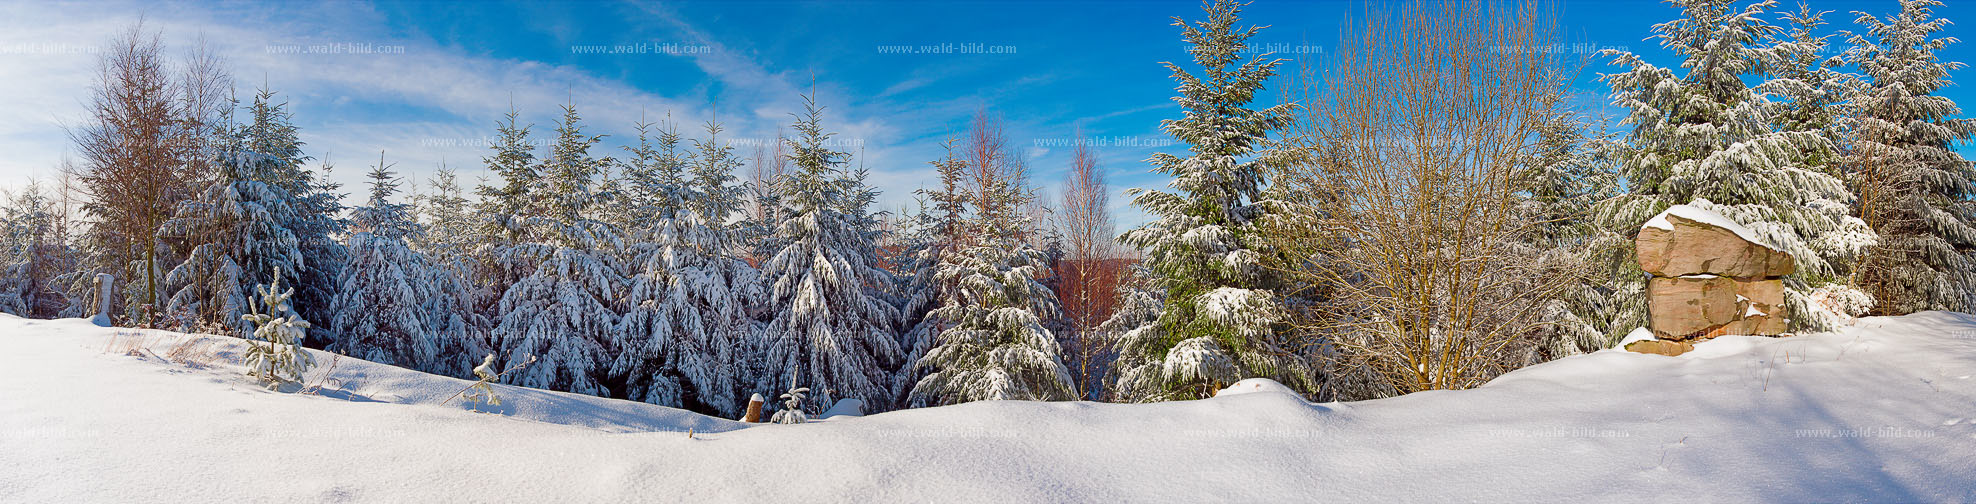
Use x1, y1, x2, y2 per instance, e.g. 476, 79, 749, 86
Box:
1637, 206, 1794, 278
1634, 205, 1795, 352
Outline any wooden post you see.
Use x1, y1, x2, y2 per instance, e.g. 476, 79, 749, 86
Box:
742, 393, 764, 423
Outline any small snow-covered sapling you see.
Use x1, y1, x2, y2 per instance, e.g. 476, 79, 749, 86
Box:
770, 387, 810, 424
449, 353, 537, 409
240, 270, 316, 387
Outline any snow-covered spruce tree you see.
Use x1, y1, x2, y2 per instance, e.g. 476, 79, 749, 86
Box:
412, 167, 493, 377
231, 88, 345, 345
327, 155, 435, 369
892, 143, 970, 403
770, 386, 809, 424
241, 269, 315, 386
418, 254, 490, 378
1763, 4, 1858, 162
412, 166, 476, 262
1101, 266, 1165, 402
0, 184, 73, 318
741, 130, 792, 267
681, 116, 763, 413
491, 103, 623, 397
609, 116, 691, 404
1842, 0, 1976, 315
159, 111, 306, 337
475, 107, 543, 246
1517, 106, 1624, 357
1117, 0, 1306, 399
615, 116, 758, 416
611, 115, 690, 241
907, 150, 1075, 406
758, 93, 901, 413
470, 107, 544, 325
1597, 0, 1875, 332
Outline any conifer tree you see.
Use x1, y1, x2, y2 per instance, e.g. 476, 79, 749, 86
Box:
223, 88, 345, 344
758, 93, 901, 412
1118, 0, 1301, 399
413, 166, 475, 261
475, 107, 542, 245
328, 155, 435, 369
907, 172, 1075, 405
1842, 0, 1976, 314
491, 103, 622, 396
1598, 0, 1875, 331
159, 104, 307, 337
616, 116, 758, 415
412, 166, 490, 377
1520, 107, 1624, 355
893, 143, 970, 402
1102, 266, 1166, 402
242, 269, 315, 386
0, 184, 74, 318
469, 108, 544, 327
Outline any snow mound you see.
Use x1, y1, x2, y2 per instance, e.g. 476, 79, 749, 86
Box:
818, 398, 866, 419
1614, 327, 1657, 348
1643, 204, 1782, 251
5, 312, 1976, 502
1213, 378, 1299, 398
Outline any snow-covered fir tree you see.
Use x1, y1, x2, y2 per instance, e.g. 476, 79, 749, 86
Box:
1102, 266, 1166, 402
1597, 0, 1876, 331
0, 184, 73, 318
615, 116, 759, 415
1762, 4, 1857, 159
241, 269, 315, 386
740, 131, 792, 267
683, 116, 763, 412
417, 255, 490, 378
758, 93, 901, 412
1842, 0, 1976, 314
906, 191, 1075, 405
611, 115, 689, 240
1519, 106, 1625, 355
610, 115, 693, 404
1117, 0, 1304, 399
231, 88, 345, 344
491, 103, 623, 397
328, 155, 436, 369
475, 107, 543, 246
159, 101, 308, 337
409, 166, 491, 377
412, 165, 476, 262
892, 143, 970, 403
470, 107, 545, 328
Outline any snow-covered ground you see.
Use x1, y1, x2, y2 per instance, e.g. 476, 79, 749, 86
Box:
4, 312, 1974, 502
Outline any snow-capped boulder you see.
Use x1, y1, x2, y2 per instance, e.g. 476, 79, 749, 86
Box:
1638, 205, 1794, 340
1214, 378, 1298, 398
1637, 205, 1794, 278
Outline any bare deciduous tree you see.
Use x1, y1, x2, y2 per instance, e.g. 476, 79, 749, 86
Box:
69, 20, 190, 326
1057, 132, 1122, 398
1272, 0, 1583, 398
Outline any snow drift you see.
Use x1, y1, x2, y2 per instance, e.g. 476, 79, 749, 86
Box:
3, 312, 1974, 502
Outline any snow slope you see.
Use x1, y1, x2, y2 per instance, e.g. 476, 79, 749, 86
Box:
4, 312, 1975, 502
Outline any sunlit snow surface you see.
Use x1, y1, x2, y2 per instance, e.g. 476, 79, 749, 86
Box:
4, 312, 1974, 501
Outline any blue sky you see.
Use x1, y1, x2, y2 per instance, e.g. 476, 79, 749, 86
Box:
1, 0, 1970, 227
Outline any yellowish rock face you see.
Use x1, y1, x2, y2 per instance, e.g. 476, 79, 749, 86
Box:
1624, 339, 1696, 356
1636, 213, 1795, 278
